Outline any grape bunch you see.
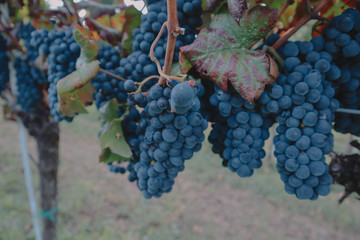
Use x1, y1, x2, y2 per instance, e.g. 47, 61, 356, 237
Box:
107, 0, 202, 107
131, 81, 207, 199
14, 24, 50, 112
0, 34, 9, 94
47, 27, 80, 122
318, 8, 360, 136
92, 45, 126, 108
14, 58, 43, 112
268, 39, 339, 200
208, 86, 273, 177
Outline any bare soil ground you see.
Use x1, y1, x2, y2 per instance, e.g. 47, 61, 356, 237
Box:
1, 110, 360, 240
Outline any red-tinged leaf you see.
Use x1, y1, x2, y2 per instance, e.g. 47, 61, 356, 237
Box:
226, 50, 273, 102
179, 51, 193, 74
206, 0, 226, 12
180, 6, 278, 103
255, 0, 296, 29
95, 14, 112, 27
110, 13, 126, 31
313, 0, 356, 18
227, 0, 248, 24
73, 25, 99, 67
57, 61, 100, 117
31, 19, 54, 31
290, 0, 307, 27
85, 18, 122, 46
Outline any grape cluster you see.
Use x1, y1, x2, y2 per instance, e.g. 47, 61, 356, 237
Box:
112, 0, 202, 107
209, 86, 273, 177
318, 9, 360, 136
92, 45, 126, 108
47, 27, 80, 122
14, 58, 43, 112
0, 34, 9, 94
102, 0, 204, 183
268, 39, 339, 200
132, 81, 207, 199
14, 24, 50, 112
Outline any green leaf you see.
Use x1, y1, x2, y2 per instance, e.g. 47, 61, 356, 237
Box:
73, 25, 99, 67
180, 6, 278, 103
99, 147, 132, 164
119, 6, 141, 55
99, 118, 132, 158
170, 63, 182, 76
121, 32, 134, 56
57, 61, 100, 117
122, 6, 142, 34
98, 98, 120, 124
178, 52, 192, 74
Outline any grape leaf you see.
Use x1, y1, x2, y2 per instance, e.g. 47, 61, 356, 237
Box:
118, 6, 141, 54
121, 6, 141, 34
99, 147, 132, 164
95, 14, 112, 27
98, 98, 121, 124
178, 51, 193, 74
206, 0, 248, 24
57, 61, 100, 117
206, 0, 226, 12
121, 32, 133, 56
311, 0, 356, 18
180, 6, 278, 103
99, 118, 132, 158
31, 19, 54, 31
73, 25, 99, 68
255, 0, 296, 29
227, 0, 248, 24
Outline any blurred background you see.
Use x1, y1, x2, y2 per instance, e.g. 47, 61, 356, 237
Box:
1, 106, 360, 240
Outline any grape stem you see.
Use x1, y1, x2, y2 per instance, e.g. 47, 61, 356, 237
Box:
157, 0, 180, 85
150, 22, 168, 75
98, 68, 126, 82
272, 0, 331, 50
0, 20, 25, 54
129, 75, 160, 95
62, 0, 81, 25
149, 22, 186, 83
85, 17, 122, 41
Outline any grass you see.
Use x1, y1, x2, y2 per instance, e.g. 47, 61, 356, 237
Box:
1, 107, 360, 240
